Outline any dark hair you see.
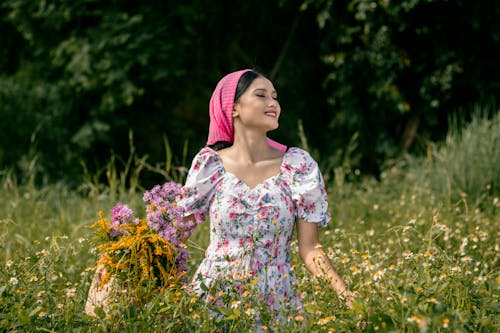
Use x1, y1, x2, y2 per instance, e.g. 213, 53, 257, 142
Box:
209, 70, 263, 151
234, 70, 262, 102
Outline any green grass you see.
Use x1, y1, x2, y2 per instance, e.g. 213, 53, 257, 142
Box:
0, 111, 499, 332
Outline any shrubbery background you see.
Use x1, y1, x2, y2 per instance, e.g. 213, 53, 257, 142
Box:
1, 0, 499, 183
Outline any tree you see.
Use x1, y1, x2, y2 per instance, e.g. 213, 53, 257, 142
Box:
301, 0, 500, 172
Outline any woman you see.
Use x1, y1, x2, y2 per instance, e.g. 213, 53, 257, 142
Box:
176, 69, 354, 320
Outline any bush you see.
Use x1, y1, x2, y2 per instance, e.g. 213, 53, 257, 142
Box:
406, 107, 500, 206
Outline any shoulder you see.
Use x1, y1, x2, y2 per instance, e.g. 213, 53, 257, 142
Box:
190, 147, 222, 171
285, 147, 317, 167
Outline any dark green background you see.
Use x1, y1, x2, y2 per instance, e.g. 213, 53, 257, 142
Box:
1, 0, 498, 185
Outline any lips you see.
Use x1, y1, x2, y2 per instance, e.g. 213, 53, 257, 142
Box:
264, 109, 278, 118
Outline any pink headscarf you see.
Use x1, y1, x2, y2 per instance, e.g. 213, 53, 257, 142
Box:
206, 69, 287, 152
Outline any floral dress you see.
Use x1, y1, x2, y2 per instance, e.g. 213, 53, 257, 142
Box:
177, 147, 330, 315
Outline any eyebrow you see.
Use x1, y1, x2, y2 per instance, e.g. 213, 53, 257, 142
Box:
253, 88, 277, 95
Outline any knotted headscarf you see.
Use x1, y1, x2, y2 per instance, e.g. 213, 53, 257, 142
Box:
206, 69, 287, 152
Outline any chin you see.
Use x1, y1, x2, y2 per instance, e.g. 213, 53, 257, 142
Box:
267, 123, 279, 131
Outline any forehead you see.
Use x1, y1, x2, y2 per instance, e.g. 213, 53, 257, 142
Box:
249, 76, 276, 91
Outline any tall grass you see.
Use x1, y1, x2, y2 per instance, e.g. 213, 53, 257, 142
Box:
405, 107, 500, 206
1, 111, 498, 332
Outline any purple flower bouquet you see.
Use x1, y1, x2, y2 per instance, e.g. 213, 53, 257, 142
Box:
85, 181, 195, 316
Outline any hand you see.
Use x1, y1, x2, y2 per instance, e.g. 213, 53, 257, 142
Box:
338, 289, 358, 309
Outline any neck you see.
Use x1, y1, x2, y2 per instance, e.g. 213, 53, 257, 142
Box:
231, 131, 273, 163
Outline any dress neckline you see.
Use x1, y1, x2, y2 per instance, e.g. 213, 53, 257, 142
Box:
205, 147, 292, 190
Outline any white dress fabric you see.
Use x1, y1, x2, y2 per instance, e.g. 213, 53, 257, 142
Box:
177, 147, 330, 314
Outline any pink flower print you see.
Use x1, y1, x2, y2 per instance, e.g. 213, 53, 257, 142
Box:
306, 202, 316, 212
265, 240, 272, 248
216, 240, 221, 249
261, 209, 269, 219
229, 210, 237, 222
267, 294, 275, 307
245, 238, 254, 248
297, 162, 308, 174
254, 260, 262, 271
238, 238, 244, 247
223, 238, 229, 248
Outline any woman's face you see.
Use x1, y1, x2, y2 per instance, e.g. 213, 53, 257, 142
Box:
233, 76, 281, 132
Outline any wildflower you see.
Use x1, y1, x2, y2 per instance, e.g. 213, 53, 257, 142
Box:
110, 204, 136, 237
245, 308, 255, 316
57, 303, 64, 309
443, 318, 450, 328
5, 259, 13, 268
451, 266, 462, 273
9, 277, 18, 286
407, 315, 428, 331
38, 311, 46, 318
373, 269, 386, 281
318, 316, 335, 325
404, 251, 414, 260
460, 256, 472, 263
231, 300, 240, 308
295, 314, 304, 322
65, 288, 76, 298
192, 313, 201, 319
78, 237, 85, 243
37, 290, 45, 297
29, 275, 38, 282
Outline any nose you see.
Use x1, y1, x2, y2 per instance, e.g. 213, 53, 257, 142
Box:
268, 98, 278, 107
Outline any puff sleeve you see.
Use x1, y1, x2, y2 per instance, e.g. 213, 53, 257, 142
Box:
177, 148, 223, 223
288, 148, 331, 227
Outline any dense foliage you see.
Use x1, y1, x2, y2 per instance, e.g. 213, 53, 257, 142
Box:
1, 0, 499, 183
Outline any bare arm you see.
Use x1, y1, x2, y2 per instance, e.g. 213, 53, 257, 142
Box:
296, 219, 355, 307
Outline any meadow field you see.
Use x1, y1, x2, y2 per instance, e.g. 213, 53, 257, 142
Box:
1, 112, 499, 332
